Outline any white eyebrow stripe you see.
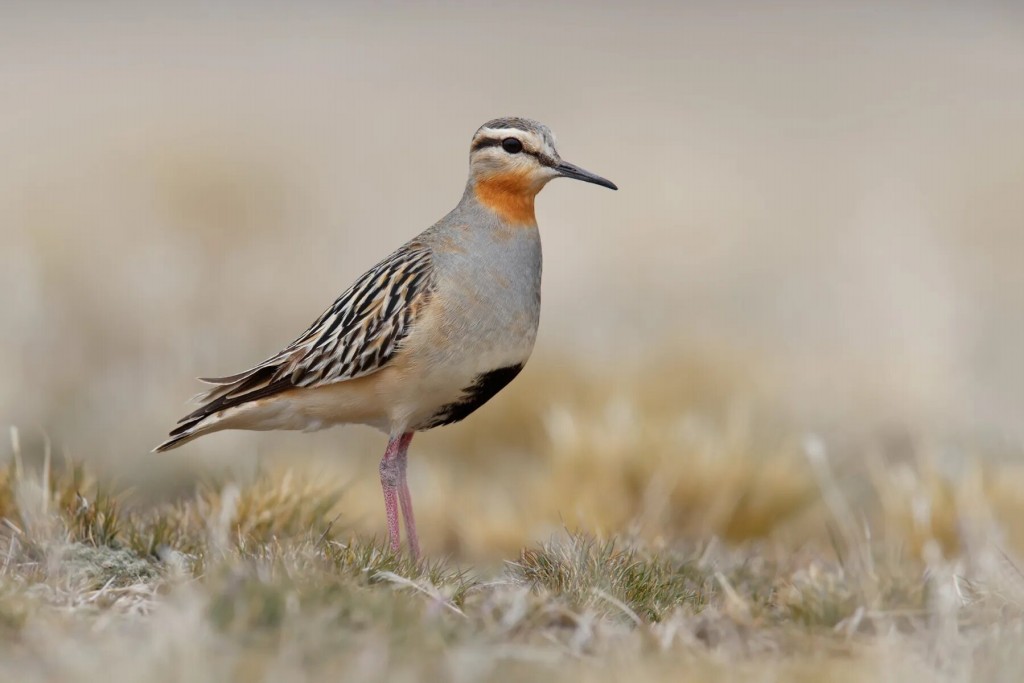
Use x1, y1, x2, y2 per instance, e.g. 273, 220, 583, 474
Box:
476, 127, 535, 139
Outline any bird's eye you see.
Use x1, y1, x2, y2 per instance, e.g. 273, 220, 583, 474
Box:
501, 138, 523, 154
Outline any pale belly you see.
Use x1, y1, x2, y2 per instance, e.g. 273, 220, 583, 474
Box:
400, 359, 527, 431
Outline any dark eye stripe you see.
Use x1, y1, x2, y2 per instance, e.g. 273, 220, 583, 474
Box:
471, 136, 547, 162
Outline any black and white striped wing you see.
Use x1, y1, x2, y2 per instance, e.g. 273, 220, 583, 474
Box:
171, 241, 435, 431
272, 241, 434, 387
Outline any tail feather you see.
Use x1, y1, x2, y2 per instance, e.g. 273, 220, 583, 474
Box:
155, 364, 295, 452
197, 369, 261, 385
153, 420, 206, 452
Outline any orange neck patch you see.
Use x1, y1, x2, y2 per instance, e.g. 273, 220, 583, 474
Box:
473, 172, 538, 226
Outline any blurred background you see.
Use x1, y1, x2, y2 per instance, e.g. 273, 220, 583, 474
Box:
2, 1, 1023, 559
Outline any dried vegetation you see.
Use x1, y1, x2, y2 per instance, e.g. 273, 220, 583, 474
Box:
2, 360, 1024, 682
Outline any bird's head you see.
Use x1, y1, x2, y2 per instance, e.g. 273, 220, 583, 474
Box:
468, 117, 616, 224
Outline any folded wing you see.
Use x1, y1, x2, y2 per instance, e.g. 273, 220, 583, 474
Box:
156, 241, 434, 450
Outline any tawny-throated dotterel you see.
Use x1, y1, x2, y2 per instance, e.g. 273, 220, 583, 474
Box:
156, 117, 617, 559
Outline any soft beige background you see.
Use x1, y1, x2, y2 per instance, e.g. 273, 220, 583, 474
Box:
2, 1, 1023, 475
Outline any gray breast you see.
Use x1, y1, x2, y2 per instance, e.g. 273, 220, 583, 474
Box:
426, 204, 543, 363
411, 201, 542, 429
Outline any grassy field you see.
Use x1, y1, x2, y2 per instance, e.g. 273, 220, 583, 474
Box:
2, 360, 1024, 682
3, 5, 1024, 681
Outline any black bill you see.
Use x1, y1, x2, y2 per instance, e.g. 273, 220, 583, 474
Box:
554, 161, 618, 190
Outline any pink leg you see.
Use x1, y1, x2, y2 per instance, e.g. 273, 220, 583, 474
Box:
394, 432, 419, 561
379, 432, 417, 557
379, 435, 406, 553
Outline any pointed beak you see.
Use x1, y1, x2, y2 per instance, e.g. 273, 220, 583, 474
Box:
554, 160, 618, 190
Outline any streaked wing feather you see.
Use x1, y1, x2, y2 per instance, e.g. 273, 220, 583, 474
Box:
284, 241, 434, 387
176, 241, 434, 427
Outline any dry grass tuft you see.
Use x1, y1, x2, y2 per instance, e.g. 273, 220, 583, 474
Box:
511, 533, 712, 622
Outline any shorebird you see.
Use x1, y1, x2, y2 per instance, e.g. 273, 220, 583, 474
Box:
156, 117, 616, 559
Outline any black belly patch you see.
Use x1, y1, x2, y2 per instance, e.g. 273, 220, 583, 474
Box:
421, 364, 524, 429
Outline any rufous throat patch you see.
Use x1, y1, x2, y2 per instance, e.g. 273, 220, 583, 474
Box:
473, 171, 538, 226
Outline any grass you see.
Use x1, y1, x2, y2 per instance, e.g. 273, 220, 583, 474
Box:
2, 399, 1024, 683
511, 536, 713, 622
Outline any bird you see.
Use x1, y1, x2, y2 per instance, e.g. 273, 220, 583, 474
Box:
155, 117, 617, 559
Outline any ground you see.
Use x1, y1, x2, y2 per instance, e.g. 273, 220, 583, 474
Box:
1, 360, 1023, 683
